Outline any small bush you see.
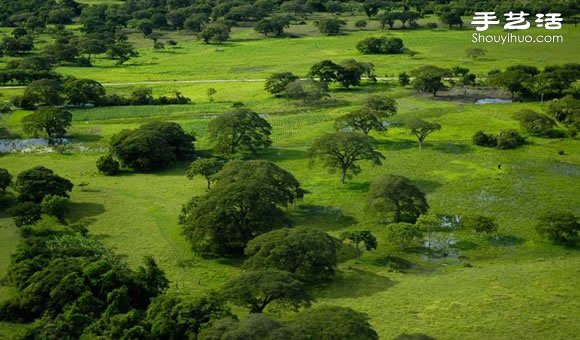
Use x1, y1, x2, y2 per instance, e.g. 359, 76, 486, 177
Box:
96, 154, 120, 175
513, 109, 557, 137
472, 130, 497, 147
535, 211, 579, 244
9, 201, 42, 227
462, 215, 498, 234
425, 23, 438, 29
496, 129, 525, 149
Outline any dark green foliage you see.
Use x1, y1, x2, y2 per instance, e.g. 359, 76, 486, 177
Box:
399, 72, 410, 86
0, 168, 11, 192
213, 160, 305, 204
9, 201, 41, 227
265, 72, 299, 96
405, 118, 442, 149
111, 122, 195, 171
15, 166, 73, 203
254, 16, 291, 36
185, 13, 209, 32
139, 121, 196, 161
488, 66, 537, 100
22, 79, 62, 108
336, 95, 397, 135
535, 211, 579, 244
199, 314, 287, 340
146, 293, 233, 339
368, 175, 429, 223
64, 79, 106, 106
292, 305, 378, 340
315, 18, 345, 35
340, 230, 377, 258
198, 23, 231, 44
110, 129, 175, 172
244, 227, 339, 282
466, 48, 486, 60
181, 161, 302, 255
513, 109, 557, 136
309, 132, 384, 184
439, 11, 463, 28
547, 95, 578, 125
41, 195, 69, 222
284, 79, 329, 102
208, 108, 272, 155
106, 41, 138, 65
496, 129, 525, 149
385, 222, 423, 250
96, 155, 120, 176
22, 107, 72, 139
356, 37, 404, 54
355, 20, 367, 29
472, 131, 497, 147
186, 158, 224, 189
410, 66, 451, 96
462, 215, 499, 234
221, 270, 313, 313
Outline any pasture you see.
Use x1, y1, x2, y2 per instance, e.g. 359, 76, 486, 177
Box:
0, 7, 579, 339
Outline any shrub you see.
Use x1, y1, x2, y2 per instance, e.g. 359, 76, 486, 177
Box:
41, 195, 69, 221
425, 23, 438, 29
462, 215, 498, 234
96, 155, 120, 176
535, 211, 579, 244
355, 20, 367, 29
496, 129, 525, 149
472, 130, 497, 147
513, 109, 557, 137
0, 168, 12, 192
9, 201, 41, 227
356, 37, 404, 54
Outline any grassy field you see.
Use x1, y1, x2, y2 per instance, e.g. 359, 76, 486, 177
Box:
1, 84, 579, 338
0, 11, 579, 340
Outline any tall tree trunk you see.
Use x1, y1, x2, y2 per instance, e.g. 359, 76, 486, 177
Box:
340, 167, 347, 184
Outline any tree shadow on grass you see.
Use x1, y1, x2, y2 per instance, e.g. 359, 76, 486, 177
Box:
67, 202, 106, 222
289, 204, 357, 232
413, 179, 442, 194
377, 139, 416, 151
343, 181, 370, 193
432, 142, 473, 154
372, 255, 415, 273
315, 268, 396, 298
260, 148, 309, 162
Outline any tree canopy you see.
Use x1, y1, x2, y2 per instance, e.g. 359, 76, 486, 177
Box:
22, 107, 72, 139
368, 174, 429, 223
244, 227, 339, 282
309, 132, 384, 184
15, 166, 73, 203
208, 108, 272, 155
221, 270, 313, 313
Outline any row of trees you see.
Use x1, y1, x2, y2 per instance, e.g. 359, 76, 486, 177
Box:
14, 78, 191, 110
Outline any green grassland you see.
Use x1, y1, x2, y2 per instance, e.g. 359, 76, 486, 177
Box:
45, 16, 579, 82
1, 12, 579, 339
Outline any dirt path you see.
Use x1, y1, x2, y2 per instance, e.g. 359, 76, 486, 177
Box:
0, 77, 396, 89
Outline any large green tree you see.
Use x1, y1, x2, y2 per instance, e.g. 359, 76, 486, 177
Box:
64, 79, 106, 106
221, 270, 313, 313
335, 95, 397, 135
368, 174, 429, 223
208, 108, 272, 155
535, 211, 579, 244
309, 132, 384, 184
14, 166, 73, 203
244, 227, 339, 282
410, 66, 451, 97
293, 306, 378, 340
22, 107, 72, 139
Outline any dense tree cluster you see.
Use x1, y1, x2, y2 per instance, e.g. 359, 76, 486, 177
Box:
309, 59, 376, 88
109, 121, 196, 172
180, 160, 303, 255
357, 36, 405, 54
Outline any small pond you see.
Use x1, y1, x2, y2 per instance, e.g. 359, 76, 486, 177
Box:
0, 138, 68, 153
475, 98, 513, 105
